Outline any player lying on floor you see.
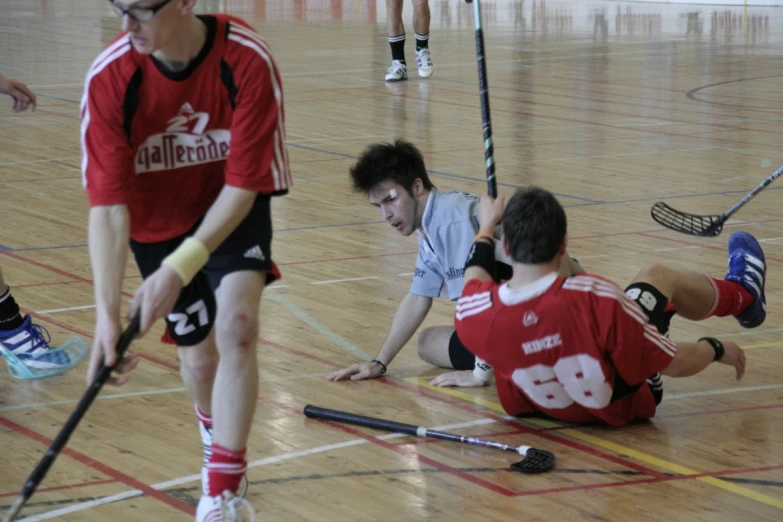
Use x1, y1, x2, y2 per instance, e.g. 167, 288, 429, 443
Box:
455, 186, 765, 427
327, 139, 584, 387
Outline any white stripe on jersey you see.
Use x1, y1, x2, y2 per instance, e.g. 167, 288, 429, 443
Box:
80, 38, 131, 187
456, 296, 492, 314
562, 276, 677, 356
229, 25, 291, 183
456, 290, 492, 306
227, 25, 291, 192
455, 301, 492, 321
455, 291, 492, 320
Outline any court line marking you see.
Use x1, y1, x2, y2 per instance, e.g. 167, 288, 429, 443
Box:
311, 276, 378, 285
16, 417, 496, 522
37, 304, 96, 314
406, 378, 783, 510
266, 293, 370, 360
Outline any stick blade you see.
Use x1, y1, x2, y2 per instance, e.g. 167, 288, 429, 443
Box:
651, 201, 724, 237
510, 448, 556, 474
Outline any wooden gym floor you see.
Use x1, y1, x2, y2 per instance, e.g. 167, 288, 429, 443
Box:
1, 0, 782, 520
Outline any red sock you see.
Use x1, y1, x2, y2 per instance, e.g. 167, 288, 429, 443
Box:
207, 444, 247, 496
195, 405, 212, 429
704, 276, 752, 318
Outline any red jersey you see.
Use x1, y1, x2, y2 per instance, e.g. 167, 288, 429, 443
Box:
455, 273, 676, 427
81, 15, 291, 243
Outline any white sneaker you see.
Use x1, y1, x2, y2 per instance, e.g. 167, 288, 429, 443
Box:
196, 491, 255, 522
416, 48, 433, 78
385, 60, 407, 82
200, 421, 249, 497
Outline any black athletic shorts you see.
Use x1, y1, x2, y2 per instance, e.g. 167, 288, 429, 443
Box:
448, 330, 476, 370
130, 194, 279, 347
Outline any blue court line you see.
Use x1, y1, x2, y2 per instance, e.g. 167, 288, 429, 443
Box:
277, 220, 385, 232
1, 222, 387, 252
36, 93, 83, 105
10, 243, 88, 252
287, 143, 602, 203
437, 78, 783, 124
23, 94, 602, 204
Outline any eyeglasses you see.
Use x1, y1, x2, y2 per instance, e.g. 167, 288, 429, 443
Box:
110, 0, 173, 22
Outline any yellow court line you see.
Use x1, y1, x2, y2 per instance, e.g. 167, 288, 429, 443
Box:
406, 376, 783, 510
742, 342, 783, 350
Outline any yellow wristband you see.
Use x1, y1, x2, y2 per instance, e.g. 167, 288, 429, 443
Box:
474, 232, 495, 243
162, 237, 210, 285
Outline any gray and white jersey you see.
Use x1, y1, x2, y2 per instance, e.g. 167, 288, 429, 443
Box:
410, 190, 509, 301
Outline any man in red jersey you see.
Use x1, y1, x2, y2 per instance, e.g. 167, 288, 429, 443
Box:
81, 1, 290, 519
455, 187, 765, 427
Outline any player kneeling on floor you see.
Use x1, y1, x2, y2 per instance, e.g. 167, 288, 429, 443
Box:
455, 186, 764, 427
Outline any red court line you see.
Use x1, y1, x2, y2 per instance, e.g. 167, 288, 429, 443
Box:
14, 280, 83, 289
241, 339, 665, 478
377, 379, 668, 480
262, 398, 518, 497
389, 427, 532, 447
514, 463, 783, 498
0, 416, 195, 516
0, 478, 117, 498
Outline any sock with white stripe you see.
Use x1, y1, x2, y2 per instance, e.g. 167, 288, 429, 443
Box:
388, 34, 406, 64
0, 286, 24, 331
207, 444, 247, 496
415, 32, 429, 50
703, 276, 752, 318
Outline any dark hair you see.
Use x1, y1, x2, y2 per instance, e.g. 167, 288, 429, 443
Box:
502, 186, 567, 264
350, 139, 435, 196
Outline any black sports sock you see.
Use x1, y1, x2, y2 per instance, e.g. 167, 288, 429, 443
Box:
0, 286, 24, 331
388, 34, 406, 64
415, 32, 429, 51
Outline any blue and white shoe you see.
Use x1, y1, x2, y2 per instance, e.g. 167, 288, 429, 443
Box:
0, 315, 87, 379
725, 231, 767, 328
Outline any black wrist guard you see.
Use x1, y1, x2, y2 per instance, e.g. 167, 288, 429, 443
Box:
465, 240, 496, 276
698, 337, 724, 361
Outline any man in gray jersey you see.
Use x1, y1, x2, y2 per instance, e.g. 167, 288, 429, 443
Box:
327, 139, 583, 387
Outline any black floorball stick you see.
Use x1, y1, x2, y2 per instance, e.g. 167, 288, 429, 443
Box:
466, 0, 497, 198
2, 314, 141, 522
304, 405, 555, 473
651, 163, 783, 237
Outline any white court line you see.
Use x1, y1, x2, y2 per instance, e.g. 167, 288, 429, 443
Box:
653, 246, 701, 252
0, 370, 343, 413
19, 418, 496, 521
267, 293, 370, 360
311, 276, 378, 285
19, 490, 144, 522
0, 156, 80, 167
37, 304, 95, 314
663, 383, 783, 400
398, 272, 414, 276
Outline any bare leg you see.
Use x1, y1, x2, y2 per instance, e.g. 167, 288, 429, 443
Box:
386, 0, 404, 37
631, 264, 715, 320
417, 326, 456, 368
412, 0, 431, 36
212, 270, 264, 451
178, 328, 218, 416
